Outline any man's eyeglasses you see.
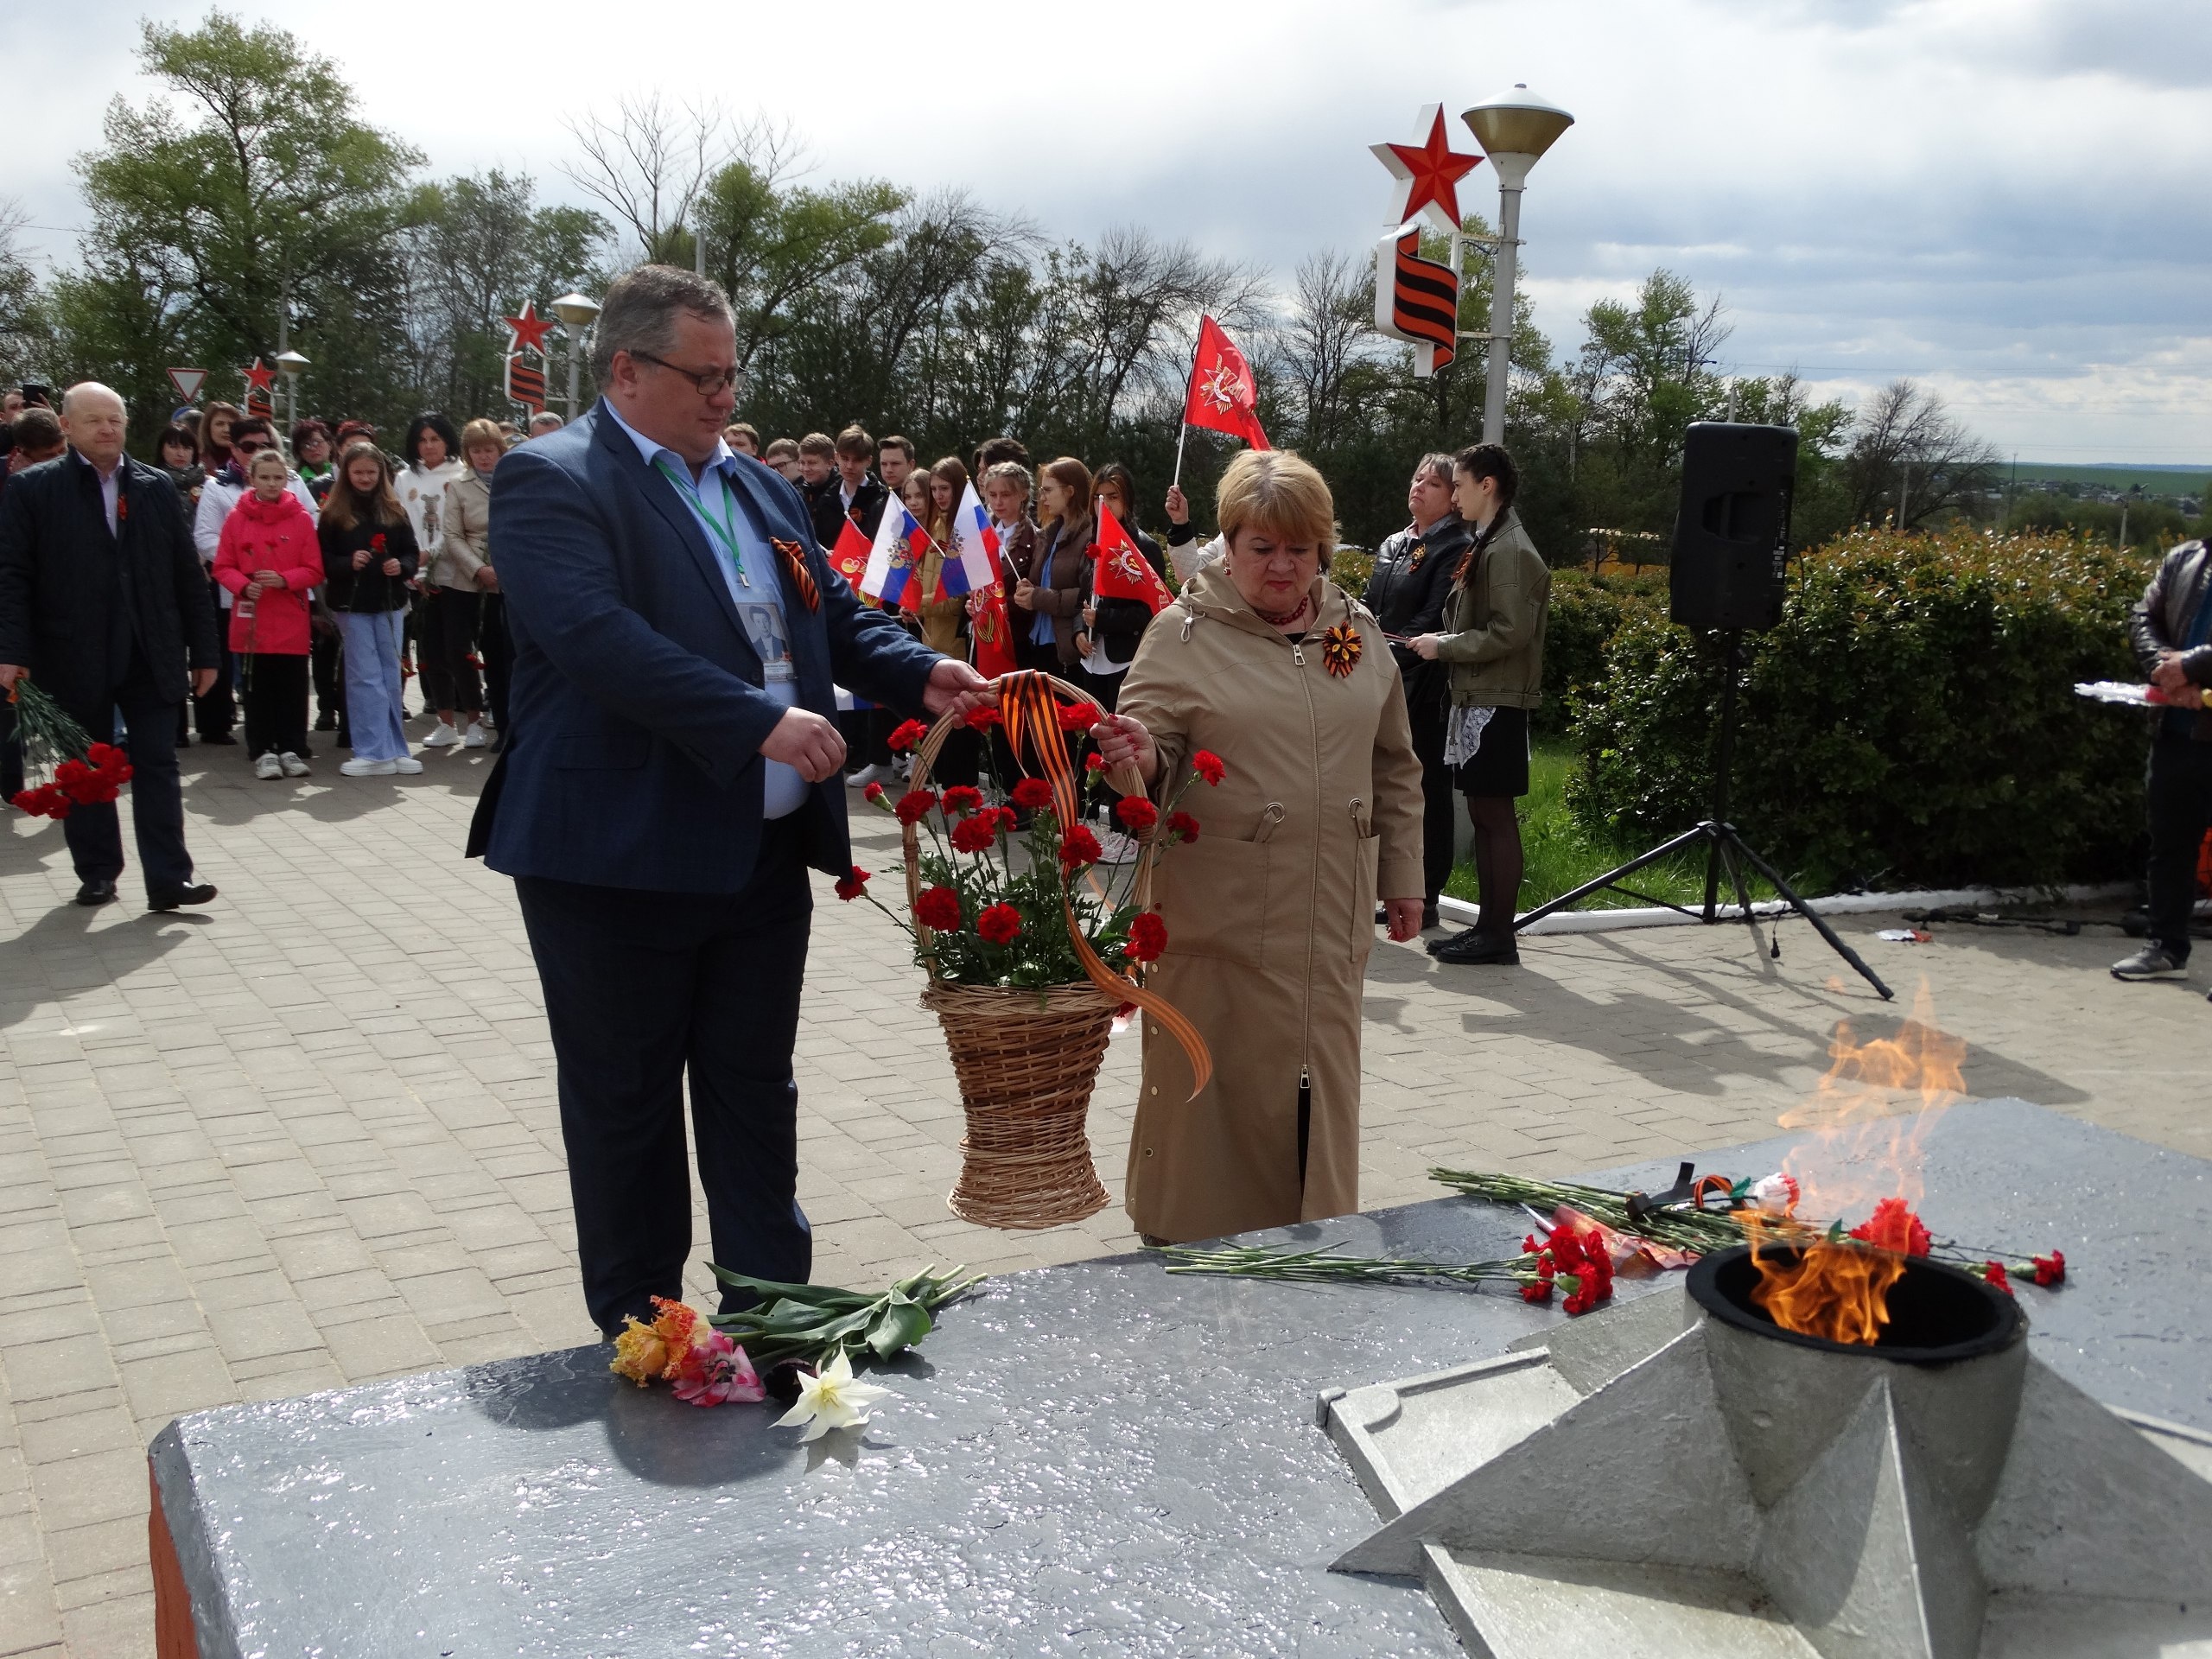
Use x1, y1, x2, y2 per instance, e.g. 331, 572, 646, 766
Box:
629, 351, 746, 398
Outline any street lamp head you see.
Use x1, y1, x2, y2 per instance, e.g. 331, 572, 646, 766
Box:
272, 350, 310, 378
551, 292, 602, 331
1461, 83, 1574, 189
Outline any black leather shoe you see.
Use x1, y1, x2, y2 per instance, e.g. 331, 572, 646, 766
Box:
1427, 926, 1479, 957
314, 711, 339, 731
75, 879, 118, 906
147, 881, 218, 912
200, 731, 238, 747
1432, 930, 1521, 966
1378, 903, 1446, 931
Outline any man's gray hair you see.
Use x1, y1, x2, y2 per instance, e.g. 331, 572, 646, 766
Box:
589, 264, 735, 384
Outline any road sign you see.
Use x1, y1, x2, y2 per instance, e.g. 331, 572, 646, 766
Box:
168, 367, 207, 404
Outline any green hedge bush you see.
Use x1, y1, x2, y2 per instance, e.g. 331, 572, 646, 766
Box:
1565, 528, 2152, 890
1539, 569, 1667, 737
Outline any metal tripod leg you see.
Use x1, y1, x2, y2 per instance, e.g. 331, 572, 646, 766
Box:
1725, 834, 1895, 1001
1713, 833, 1764, 951
1513, 823, 1715, 930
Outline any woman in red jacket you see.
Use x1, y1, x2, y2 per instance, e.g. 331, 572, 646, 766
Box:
214, 449, 325, 779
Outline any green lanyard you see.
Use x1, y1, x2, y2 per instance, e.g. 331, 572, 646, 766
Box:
655, 457, 752, 588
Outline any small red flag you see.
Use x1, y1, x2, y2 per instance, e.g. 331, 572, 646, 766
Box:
830, 516, 871, 588
1091, 502, 1173, 615
1182, 315, 1270, 451
970, 582, 1020, 678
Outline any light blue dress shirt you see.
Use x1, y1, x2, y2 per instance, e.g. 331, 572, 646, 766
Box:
603, 404, 807, 819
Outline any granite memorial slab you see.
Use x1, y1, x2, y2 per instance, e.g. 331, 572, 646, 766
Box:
147, 1102, 2212, 1657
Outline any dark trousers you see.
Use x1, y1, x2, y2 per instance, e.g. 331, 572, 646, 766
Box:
2147, 733, 2212, 960
515, 819, 815, 1336
480, 594, 512, 734
193, 591, 238, 738
241, 653, 309, 759
311, 626, 345, 729
1405, 675, 1456, 906
62, 653, 193, 893
416, 586, 484, 715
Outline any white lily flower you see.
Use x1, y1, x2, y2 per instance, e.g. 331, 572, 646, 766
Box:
773, 1350, 891, 1442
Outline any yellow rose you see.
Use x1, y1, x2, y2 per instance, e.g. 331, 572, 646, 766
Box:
609, 1318, 671, 1387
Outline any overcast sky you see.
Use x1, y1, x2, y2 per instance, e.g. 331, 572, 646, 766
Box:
12, 0, 2209, 463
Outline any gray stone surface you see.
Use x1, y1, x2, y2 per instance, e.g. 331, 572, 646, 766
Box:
149, 1101, 2211, 1657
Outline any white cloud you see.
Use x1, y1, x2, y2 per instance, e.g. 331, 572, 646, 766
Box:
10, 0, 2207, 462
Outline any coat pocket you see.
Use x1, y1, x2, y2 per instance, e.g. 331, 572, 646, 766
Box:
552, 731, 651, 770
1156, 833, 1270, 969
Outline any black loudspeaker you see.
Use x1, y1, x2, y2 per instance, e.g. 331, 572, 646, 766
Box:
1669, 423, 1798, 632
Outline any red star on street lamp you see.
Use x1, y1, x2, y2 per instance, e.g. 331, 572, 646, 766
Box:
240, 357, 277, 394
1372, 105, 1483, 232
505, 301, 555, 356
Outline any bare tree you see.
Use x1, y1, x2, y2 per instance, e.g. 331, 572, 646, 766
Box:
1844, 379, 2001, 529
562, 96, 793, 266
0, 198, 42, 383
1277, 249, 1374, 449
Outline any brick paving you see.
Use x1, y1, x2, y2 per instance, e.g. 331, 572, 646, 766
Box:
3, 737, 2208, 1655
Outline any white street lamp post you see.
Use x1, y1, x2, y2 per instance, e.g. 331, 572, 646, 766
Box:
550, 291, 602, 419
1461, 84, 1574, 446
272, 349, 310, 454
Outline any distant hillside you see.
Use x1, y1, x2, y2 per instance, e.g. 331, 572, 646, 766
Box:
2009, 463, 2212, 495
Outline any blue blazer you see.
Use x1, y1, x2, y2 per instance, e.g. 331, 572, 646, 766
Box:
471, 404, 940, 893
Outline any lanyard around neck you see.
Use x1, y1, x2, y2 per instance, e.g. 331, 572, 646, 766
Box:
655, 456, 752, 588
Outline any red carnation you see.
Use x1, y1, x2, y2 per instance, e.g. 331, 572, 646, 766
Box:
1125, 910, 1167, 963
1520, 1280, 1554, 1304
961, 706, 1001, 731
893, 789, 938, 825
834, 866, 870, 902
12, 785, 73, 819
887, 719, 929, 753
1166, 810, 1200, 843
1115, 798, 1159, 832
1011, 778, 1054, 811
1084, 753, 1105, 773
371, 533, 386, 551
940, 785, 984, 816
950, 814, 999, 854
1190, 750, 1226, 785
1059, 823, 1103, 869
1983, 1261, 2013, 1297
1847, 1197, 1931, 1258
1057, 702, 1102, 733
976, 903, 1021, 944
2031, 1250, 2065, 1287
914, 885, 963, 931
862, 780, 886, 804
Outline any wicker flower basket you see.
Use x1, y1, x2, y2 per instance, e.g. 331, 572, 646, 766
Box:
900, 674, 1154, 1230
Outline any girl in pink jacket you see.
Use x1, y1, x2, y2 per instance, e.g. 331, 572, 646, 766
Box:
214, 450, 324, 779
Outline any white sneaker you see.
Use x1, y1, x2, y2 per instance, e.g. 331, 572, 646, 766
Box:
1096, 828, 1140, 865
392, 755, 424, 774
463, 721, 488, 748
340, 757, 397, 778
847, 763, 885, 788
279, 751, 309, 778
254, 752, 282, 780
423, 722, 461, 748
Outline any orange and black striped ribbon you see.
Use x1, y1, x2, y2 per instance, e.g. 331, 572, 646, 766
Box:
769, 537, 821, 613
997, 671, 1213, 1099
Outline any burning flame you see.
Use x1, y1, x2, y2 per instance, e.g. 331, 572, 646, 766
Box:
1754, 982, 1965, 1344
1747, 1229, 1908, 1345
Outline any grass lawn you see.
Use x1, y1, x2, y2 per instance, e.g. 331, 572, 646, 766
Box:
1440, 741, 1802, 914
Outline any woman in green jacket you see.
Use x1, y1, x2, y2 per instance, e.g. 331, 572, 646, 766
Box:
1410, 443, 1549, 966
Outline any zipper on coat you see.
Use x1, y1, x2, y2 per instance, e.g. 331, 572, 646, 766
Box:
1294, 620, 1322, 1207
1297, 1065, 1313, 1192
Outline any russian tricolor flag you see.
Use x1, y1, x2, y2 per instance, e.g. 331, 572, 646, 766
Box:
861, 501, 932, 607
938, 481, 1000, 598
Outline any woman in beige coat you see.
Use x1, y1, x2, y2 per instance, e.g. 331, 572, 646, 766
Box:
1093, 451, 1427, 1243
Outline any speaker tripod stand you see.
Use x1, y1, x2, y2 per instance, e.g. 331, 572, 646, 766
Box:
1513, 630, 1894, 1001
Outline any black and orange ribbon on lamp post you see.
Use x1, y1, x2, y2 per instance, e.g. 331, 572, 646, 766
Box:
995, 670, 1213, 1100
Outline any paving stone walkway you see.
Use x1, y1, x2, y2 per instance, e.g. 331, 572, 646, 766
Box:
3, 740, 2207, 1655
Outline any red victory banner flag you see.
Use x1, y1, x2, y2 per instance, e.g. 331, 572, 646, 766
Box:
1182, 315, 1269, 452
1091, 501, 1173, 615
829, 515, 872, 588
505, 354, 547, 414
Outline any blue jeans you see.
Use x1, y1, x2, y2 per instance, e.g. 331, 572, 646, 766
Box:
336, 610, 408, 760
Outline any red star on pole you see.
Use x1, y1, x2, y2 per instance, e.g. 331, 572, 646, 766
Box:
240, 357, 276, 394
504, 301, 555, 356
1371, 105, 1483, 232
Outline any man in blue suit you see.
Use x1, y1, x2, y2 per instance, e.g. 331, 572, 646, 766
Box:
473, 264, 984, 1338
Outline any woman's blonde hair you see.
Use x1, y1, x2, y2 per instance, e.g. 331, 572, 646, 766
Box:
246, 448, 289, 478
459, 417, 505, 459
1040, 456, 1092, 523
1216, 448, 1338, 569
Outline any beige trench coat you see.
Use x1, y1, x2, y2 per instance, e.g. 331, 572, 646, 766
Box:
1116, 562, 1426, 1243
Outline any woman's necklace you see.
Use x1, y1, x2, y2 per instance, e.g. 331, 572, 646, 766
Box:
1253, 594, 1312, 630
